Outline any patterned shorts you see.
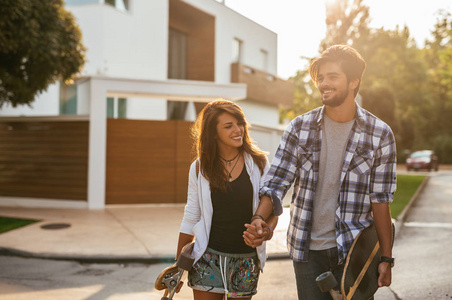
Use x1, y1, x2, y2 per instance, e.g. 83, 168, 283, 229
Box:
188, 247, 260, 298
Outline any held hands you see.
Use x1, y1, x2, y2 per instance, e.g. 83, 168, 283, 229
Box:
243, 218, 273, 248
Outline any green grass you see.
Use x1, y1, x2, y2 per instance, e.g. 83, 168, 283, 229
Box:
391, 174, 426, 219
0, 217, 40, 234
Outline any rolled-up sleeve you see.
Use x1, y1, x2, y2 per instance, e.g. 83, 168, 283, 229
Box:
370, 126, 397, 204
180, 161, 201, 234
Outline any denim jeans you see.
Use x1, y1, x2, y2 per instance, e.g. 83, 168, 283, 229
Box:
293, 247, 375, 300
293, 247, 344, 300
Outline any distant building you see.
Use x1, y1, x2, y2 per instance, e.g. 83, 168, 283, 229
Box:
0, 0, 293, 209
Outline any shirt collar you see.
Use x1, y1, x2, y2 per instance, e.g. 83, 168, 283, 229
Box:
314, 101, 366, 128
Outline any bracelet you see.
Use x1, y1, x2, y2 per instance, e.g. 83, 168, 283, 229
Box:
266, 226, 274, 241
251, 214, 265, 222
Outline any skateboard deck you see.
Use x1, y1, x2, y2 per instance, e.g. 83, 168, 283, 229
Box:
155, 241, 195, 300
316, 222, 394, 300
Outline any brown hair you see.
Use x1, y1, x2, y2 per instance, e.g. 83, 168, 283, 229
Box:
309, 45, 366, 96
192, 99, 267, 193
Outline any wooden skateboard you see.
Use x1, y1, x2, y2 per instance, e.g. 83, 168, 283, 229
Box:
316, 223, 395, 300
155, 242, 195, 300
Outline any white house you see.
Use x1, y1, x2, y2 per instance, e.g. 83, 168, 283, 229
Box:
0, 0, 293, 209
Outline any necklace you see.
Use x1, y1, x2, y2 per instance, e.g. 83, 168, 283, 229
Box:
227, 154, 241, 182
220, 151, 240, 167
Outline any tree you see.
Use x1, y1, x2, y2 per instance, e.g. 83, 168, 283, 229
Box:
423, 10, 452, 162
320, 0, 371, 52
280, 67, 321, 123
0, 0, 85, 108
301, 0, 434, 161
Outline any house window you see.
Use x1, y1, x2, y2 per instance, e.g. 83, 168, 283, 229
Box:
107, 97, 127, 118
66, 0, 129, 10
60, 83, 77, 115
260, 49, 268, 71
232, 38, 242, 63
167, 101, 188, 120
105, 0, 129, 11
65, 0, 99, 5
168, 28, 187, 79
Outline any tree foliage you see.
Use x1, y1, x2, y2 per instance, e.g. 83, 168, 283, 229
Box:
287, 0, 452, 163
422, 10, 452, 162
0, 0, 85, 108
320, 0, 370, 52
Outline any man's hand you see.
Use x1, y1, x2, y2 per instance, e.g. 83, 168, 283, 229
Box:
378, 262, 392, 287
243, 219, 269, 248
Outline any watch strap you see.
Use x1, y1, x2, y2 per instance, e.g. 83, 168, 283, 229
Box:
380, 256, 395, 267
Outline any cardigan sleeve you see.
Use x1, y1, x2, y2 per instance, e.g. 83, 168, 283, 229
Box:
179, 160, 201, 235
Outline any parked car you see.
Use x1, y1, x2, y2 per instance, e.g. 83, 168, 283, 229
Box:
406, 150, 439, 171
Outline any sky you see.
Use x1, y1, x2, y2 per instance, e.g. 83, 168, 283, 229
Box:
223, 0, 452, 79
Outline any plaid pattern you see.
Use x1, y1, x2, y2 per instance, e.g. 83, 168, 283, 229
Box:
261, 104, 397, 263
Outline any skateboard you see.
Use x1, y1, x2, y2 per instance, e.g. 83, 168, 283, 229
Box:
316, 223, 395, 300
155, 241, 195, 300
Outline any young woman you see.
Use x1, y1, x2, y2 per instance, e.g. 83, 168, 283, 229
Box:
176, 99, 277, 300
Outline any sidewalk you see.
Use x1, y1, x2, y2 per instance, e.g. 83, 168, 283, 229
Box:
0, 164, 436, 262
0, 205, 291, 263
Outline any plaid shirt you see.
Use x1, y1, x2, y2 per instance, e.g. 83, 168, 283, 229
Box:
260, 104, 397, 263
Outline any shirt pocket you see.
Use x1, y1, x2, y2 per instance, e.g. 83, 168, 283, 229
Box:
349, 147, 374, 176
297, 146, 314, 172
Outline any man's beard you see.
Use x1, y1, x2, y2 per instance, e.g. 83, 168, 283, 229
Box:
322, 88, 350, 107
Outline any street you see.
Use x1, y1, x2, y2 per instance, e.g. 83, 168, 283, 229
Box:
0, 170, 451, 299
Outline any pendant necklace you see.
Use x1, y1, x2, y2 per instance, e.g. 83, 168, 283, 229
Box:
220, 151, 240, 167
227, 154, 240, 182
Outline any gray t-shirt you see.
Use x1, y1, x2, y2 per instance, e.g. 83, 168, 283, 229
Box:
310, 114, 354, 250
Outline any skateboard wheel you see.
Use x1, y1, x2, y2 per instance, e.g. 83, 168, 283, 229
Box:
316, 271, 338, 293
176, 252, 195, 270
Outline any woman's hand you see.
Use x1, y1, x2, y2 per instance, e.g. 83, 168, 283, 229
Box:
243, 219, 270, 248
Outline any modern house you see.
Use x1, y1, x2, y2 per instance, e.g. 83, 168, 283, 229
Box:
0, 0, 294, 209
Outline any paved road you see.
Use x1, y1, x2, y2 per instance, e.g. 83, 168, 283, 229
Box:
388, 170, 452, 299
0, 254, 397, 299
1, 170, 451, 299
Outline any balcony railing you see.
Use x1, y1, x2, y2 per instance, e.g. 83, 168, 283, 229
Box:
231, 63, 294, 107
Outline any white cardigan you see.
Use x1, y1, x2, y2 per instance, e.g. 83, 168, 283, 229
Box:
179, 152, 270, 270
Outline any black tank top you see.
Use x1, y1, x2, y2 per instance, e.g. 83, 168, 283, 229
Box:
208, 165, 255, 253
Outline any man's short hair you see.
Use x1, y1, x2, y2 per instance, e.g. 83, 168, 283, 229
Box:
309, 45, 367, 96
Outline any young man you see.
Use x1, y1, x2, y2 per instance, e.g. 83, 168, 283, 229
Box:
244, 45, 396, 299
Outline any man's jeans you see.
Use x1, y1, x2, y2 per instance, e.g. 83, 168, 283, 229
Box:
293, 247, 344, 300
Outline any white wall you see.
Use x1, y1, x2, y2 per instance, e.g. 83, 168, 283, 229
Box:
248, 123, 285, 163
126, 98, 167, 120
69, 1, 168, 80
237, 99, 280, 128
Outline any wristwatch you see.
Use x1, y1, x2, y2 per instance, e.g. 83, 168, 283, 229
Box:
380, 256, 395, 267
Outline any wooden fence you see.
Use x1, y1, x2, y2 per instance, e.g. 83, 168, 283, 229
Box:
0, 119, 195, 205
105, 119, 195, 204
0, 120, 89, 201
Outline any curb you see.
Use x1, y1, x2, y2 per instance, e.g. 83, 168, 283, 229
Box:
0, 246, 290, 264
0, 247, 175, 264
394, 174, 431, 239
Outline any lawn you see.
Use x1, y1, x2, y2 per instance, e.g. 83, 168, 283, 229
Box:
0, 217, 40, 234
391, 174, 426, 220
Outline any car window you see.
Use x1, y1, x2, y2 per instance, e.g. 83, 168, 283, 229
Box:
411, 151, 432, 158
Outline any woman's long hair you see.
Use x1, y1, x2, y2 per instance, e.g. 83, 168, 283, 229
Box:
192, 99, 267, 193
